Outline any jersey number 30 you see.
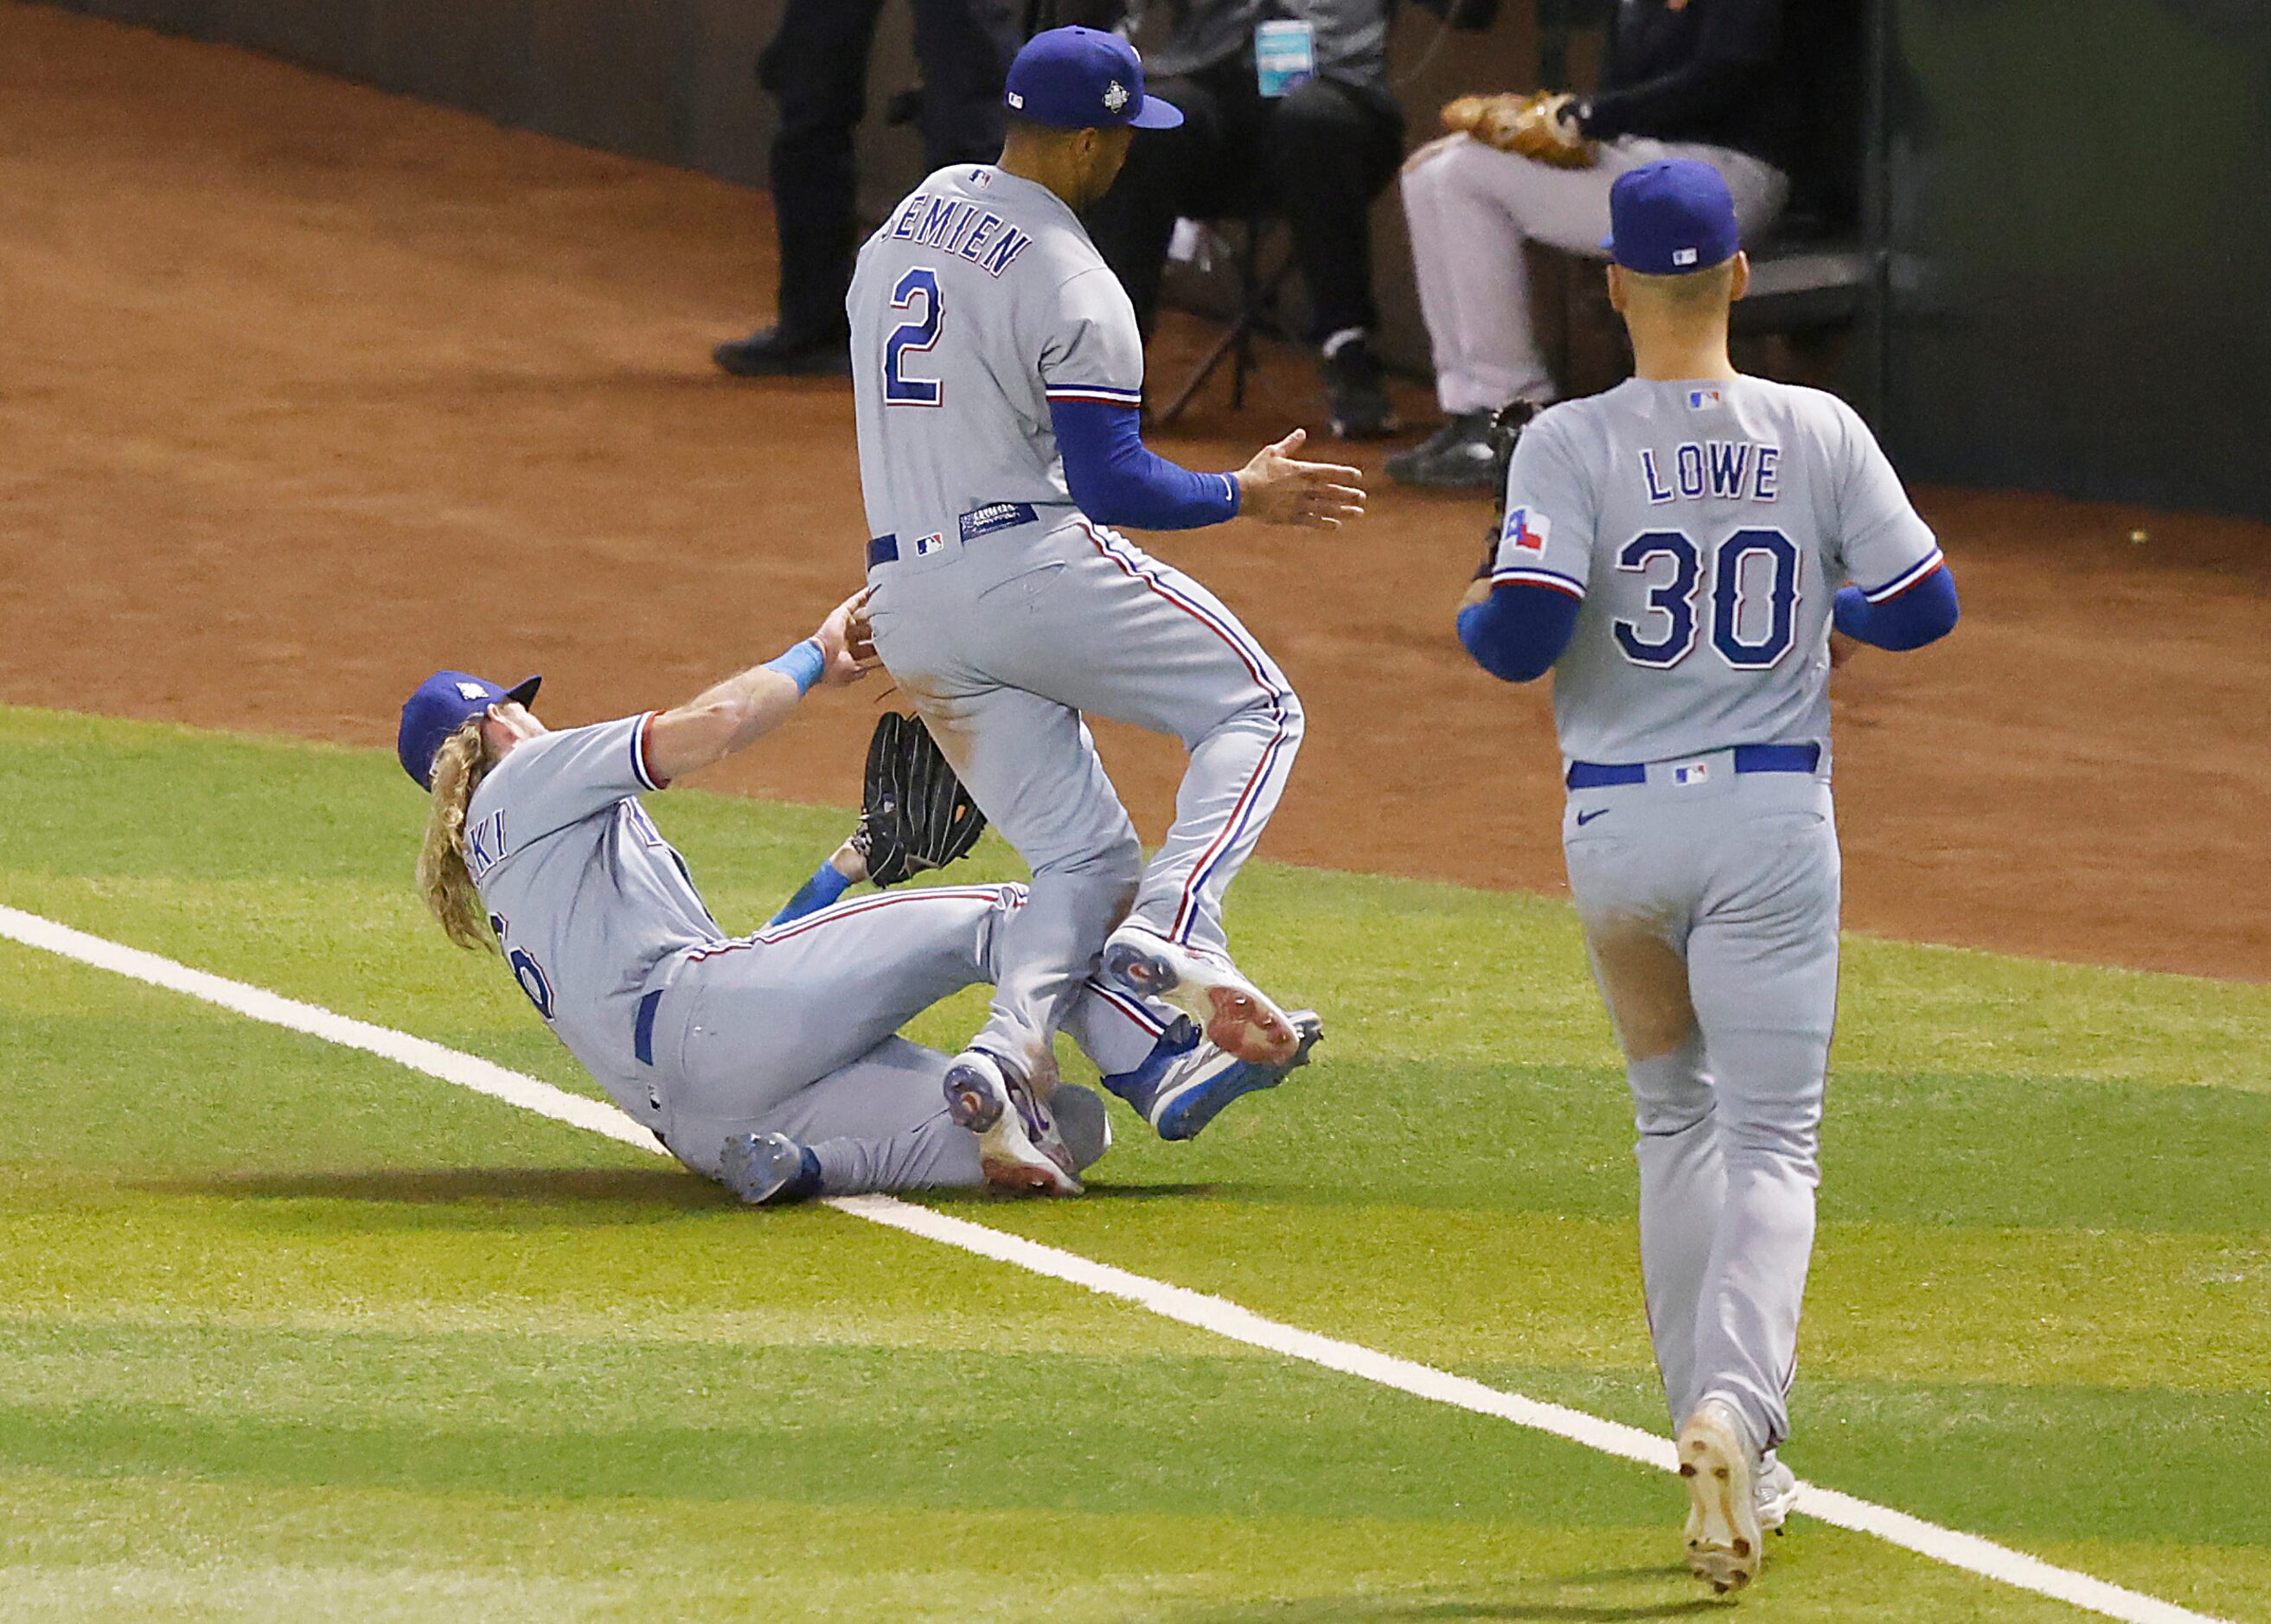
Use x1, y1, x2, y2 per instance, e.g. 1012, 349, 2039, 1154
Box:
1613, 527, 1801, 670
883, 267, 943, 406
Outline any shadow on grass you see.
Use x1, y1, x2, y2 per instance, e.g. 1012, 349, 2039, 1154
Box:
1161, 1567, 1716, 1622
132, 1167, 730, 1211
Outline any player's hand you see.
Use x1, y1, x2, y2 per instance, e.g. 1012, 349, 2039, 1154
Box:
1235, 429, 1366, 529
815, 589, 880, 689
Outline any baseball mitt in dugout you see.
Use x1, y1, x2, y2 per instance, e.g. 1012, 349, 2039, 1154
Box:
1452, 90, 1592, 168
854, 711, 988, 887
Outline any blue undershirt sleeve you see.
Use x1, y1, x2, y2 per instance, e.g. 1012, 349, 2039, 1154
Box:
1457, 582, 1583, 683
766, 859, 853, 926
1048, 398, 1240, 531
1833, 566, 1960, 651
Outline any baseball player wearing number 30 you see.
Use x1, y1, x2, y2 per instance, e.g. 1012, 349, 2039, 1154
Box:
848, 27, 1357, 1154
1458, 162, 1959, 1595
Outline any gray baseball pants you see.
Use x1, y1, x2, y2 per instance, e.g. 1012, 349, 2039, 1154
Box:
642, 882, 1165, 1192
866, 509, 1302, 1084
1561, 758, 1839, 1455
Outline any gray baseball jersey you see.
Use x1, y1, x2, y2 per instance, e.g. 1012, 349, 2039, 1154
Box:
460, 717, 1157, 1192
1493, 376, 1942, 767
848, 163, 1232, 545
1506, 374, 1942, 1460
464, 713, 711, 1113
848, 162, 1301, 1085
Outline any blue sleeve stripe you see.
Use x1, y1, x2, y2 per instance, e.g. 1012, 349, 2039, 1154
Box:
1862, 547, 1945, 604
1046, 383, 1143, 406
1490, 566, 1586, 598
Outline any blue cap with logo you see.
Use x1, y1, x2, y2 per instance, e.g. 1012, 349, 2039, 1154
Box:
1601, 159, 1742, 275
398, 669, 541, 790
1004, 26, 1182, 131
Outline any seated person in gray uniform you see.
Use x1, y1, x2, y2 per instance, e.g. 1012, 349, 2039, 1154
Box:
399, 593, 1314, 1203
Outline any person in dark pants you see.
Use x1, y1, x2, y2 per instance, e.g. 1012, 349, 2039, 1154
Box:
1387, 0, 1803, 487
1080, 2, 1406, 438
715, 0, 1021, 377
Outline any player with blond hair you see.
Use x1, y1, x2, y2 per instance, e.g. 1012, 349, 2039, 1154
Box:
404, 593, 1309, 1202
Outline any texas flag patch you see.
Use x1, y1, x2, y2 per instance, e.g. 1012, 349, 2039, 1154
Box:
1500, 505, 1550, 557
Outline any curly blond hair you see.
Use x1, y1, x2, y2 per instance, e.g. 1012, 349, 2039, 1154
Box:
416, 718, 498, 952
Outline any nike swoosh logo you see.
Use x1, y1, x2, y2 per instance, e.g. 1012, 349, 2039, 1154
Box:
1576, 809, 1610, 826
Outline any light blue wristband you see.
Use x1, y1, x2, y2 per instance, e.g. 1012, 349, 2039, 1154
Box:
763, 637, 828, 697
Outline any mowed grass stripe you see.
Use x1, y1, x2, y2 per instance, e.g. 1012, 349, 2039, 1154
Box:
0, 903, 2236, 1624
3, 707, 2266, 1620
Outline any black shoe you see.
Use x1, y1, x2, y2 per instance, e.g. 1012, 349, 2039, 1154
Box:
1385, 410, 1500, 489
1321, 336, 1399, 440
712, 325, 850, 378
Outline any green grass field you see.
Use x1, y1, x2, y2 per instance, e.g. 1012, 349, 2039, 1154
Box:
2, 705, 2266, 1621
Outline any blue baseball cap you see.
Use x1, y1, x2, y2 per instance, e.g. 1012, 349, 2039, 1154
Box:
1004, 27, 1182, 131
1602, 159, 1742, 275
398, 669, 541, 790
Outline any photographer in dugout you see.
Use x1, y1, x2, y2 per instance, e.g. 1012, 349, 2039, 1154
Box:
1388, 0, 1801, 489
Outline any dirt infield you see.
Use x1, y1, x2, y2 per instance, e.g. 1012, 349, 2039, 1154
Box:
3, 3, 2265, 981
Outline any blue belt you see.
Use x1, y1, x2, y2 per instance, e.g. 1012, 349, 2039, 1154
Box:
1565, 742, 1820, 790
867, 502, 1039, 569
633, 988, 663, 1066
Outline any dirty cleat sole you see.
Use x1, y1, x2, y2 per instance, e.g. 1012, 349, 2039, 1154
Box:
1679, 1403, 1763, 1594
1102, 929, 1300, 1066
718, 1130, 810, 1205
945, 1052, 1081, 1196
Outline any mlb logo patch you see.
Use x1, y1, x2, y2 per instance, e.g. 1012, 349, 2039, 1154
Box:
1673, 246, 1699, 267
1501, 506, 1550, 554
1686, 387, 1723, 409
913, 531, 948, 557
1673, 760, 1710, 786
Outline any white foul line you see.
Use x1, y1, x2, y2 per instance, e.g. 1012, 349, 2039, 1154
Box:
0, 903, 2228, 1624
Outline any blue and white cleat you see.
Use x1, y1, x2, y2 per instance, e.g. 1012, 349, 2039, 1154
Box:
942, 1050, 1083, 1197
719, 1130, 820, 1206
1106, 1013, 1324, 1141
1101, 923, 1302, 1066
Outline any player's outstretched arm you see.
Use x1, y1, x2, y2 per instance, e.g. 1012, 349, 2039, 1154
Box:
1234, 430, 1368, 529
643, 591, 875, 783
1050, 404, 1365, 533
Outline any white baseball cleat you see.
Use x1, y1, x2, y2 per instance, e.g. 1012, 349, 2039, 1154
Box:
941, 1050, 1082, 1198
1101, 924, 1301, 1066
1754, 1449, 1799, 1535
1679, 1399, 1764, 1594
1685, 1447, 1798, 1546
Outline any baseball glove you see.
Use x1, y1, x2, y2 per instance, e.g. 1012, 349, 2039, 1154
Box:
854, 711, 988, 887
1443, 91, 1592, 169
1475, 400, 1542, 579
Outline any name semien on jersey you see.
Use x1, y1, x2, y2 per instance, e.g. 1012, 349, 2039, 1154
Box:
1638, 439, 1781, 506
882, 187, 1034, 278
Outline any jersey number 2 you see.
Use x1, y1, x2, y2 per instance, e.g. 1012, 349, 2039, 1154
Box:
1614, 527, 1801, 670
883, 267, 943, 406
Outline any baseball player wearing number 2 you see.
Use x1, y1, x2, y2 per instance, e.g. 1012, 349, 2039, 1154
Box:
849, 26, 1358, 1145
398, 597, 1295, 1203
1457, 162, 1958, 1594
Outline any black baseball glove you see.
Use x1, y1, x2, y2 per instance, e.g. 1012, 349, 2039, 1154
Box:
853, 711, 988, 887
1476, 400, 1542, 579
